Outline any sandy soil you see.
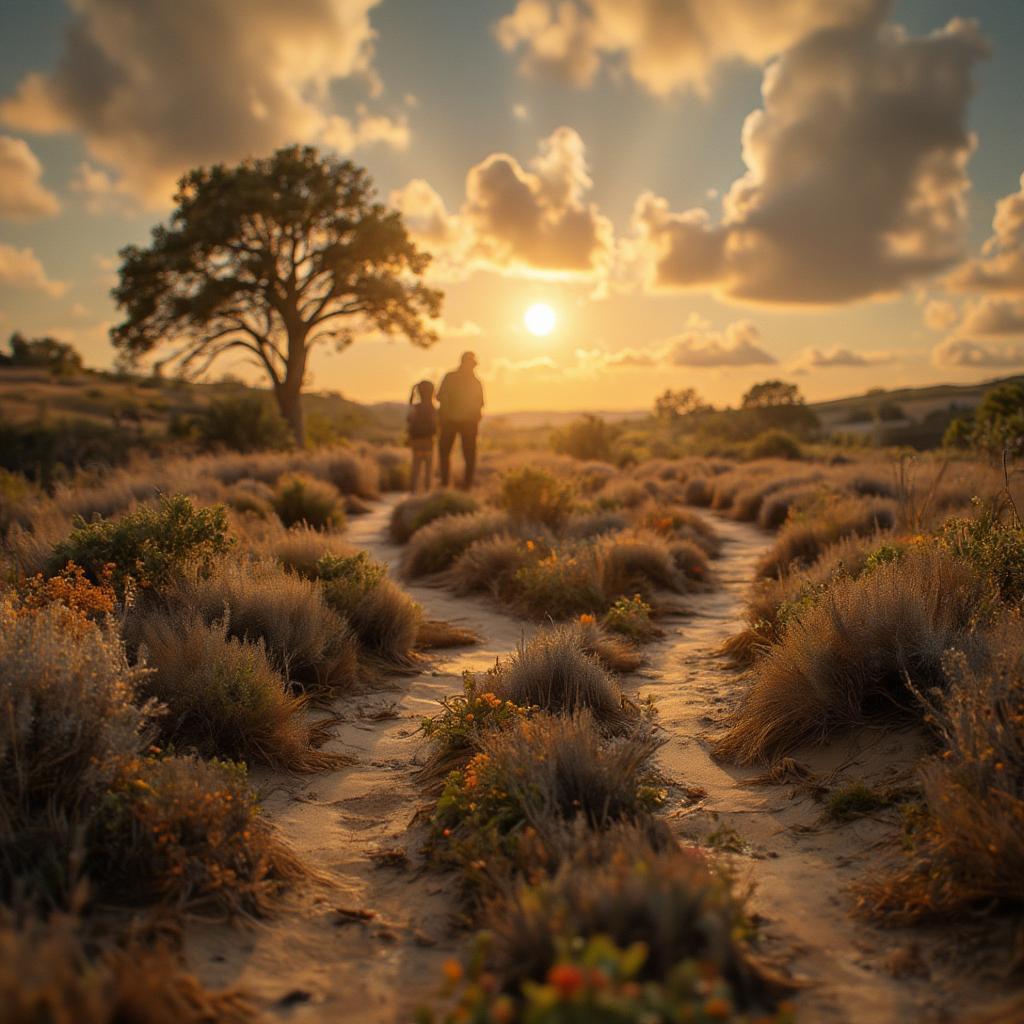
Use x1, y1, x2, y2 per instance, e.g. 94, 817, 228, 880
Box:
185, 498, 983, 1024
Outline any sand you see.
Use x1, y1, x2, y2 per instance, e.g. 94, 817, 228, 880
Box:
185, 498, 982, 1024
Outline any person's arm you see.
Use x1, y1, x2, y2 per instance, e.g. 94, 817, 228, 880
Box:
474, 378, 484, 419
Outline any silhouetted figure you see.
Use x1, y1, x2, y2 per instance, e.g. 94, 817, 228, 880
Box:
437, 351, 484, 489
407, 379, 437, 494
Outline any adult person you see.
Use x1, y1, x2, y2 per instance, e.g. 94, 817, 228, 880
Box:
437, 351, 484, 489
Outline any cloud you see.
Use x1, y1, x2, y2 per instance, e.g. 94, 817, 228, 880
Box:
923, 298, 959, 332
956, 296, 1024, 337
321, 107, 410, 153
393, 126, 613, 280
71, 161, 137, 215
495, 0, 879, 96
0, 243, 67, 296
946, 172, 1024, 293
0, 0, 393, 206
484, 354, 561, 382
791, 346, 894, 370
512, 103, 530, 121
665, 320, 776, 367
0, 135, 60, 220
631, 15, 987, 305
932, 337, 1024, 368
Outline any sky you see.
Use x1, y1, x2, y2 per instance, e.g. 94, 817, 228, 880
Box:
1, 0, 1024, 413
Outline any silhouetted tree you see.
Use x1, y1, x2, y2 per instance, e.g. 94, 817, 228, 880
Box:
741, 380, 803, 408
111, 146, 442, 446
6, 332, 83, 375
654, 387, 710, 421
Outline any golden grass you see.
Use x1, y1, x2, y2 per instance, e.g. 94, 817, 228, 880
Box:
713, 546, 988, 764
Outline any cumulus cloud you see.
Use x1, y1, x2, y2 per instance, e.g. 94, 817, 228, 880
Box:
632, 14, 987, 305
791, 346, 894, 371
946, 172, 1024, 293
0, 0, 396, 206
0, 243, 66, 296
665, 320, 776, 367
321, 107, 410, 153
0, 135, 60, 220
923, 298, 960, 332
392, 126, 613, 279
495, 0, 879, 96
956, 296, 1024, 337
932, 337, 1024, 368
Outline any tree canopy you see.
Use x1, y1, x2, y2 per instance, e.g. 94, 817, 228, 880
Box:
111, 145, 442, 446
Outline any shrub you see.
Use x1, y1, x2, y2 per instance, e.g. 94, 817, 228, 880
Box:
941, 502, 1024, 605
415, 618, 481, 651
389, 490, 479, 543
714, 546, 988, 764
0, 599, 153, 904
372, 445, 409, 492
747, 430, 802, 461
48, 494, 232, 595
602, 593, 660, 641
450, 534, 537, 597
597, 532, 683, 601
482, 839, 766, 1007
175, 559, 358, 695
198, 393, 292, 453
562, 510, 628, 541
637, 504, 721, 557
128, 611, 337, 772
755, 496, 896, 579
403, 511, 514, 578
429, 714, 664, 885
223, 480, 275, 519
550, 414, 617, 462
595, 479, 650, 510
684, 477, 712, 507
570, 617, 645, 674
498, 467, 575, 529
272, 472, 344, 531
491, 626, 632, 729
858, 626, 1024, 923
0, 912, 257, 1024
668, 539, 709, 583
757, 485, 819, 531
509, 548, 605, 619
319, 449, 380, 498
318, 552, 422, 664
264, 524, 356, 577
94, 753, 302, 914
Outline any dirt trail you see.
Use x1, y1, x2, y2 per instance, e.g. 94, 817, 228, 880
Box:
188, 497, 541, 1023
187, 500, 947, 1024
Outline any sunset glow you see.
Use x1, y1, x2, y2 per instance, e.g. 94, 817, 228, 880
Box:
524, 303, 557, 337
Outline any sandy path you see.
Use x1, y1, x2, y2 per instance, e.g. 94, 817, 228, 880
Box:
188, 497, 540, 1023
187, 500, 950, 1023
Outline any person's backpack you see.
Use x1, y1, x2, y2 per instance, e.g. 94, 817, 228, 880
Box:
408, 402, 436, 440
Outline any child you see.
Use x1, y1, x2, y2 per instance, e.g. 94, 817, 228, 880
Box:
407, 379, 437, 493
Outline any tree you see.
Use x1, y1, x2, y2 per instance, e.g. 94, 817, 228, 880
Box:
967, 382, 1024, 458
111, 146, 442, 446
653, 388, 710, 422
741, 380, 803, 409
6, 332, 83, 375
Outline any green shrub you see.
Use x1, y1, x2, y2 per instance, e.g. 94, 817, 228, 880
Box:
941, 502, 1024, 605
499, 467, 575, 529
510, 548, 605, 619
272, 472, 344, 531
747, 430, 802, 461
602, 593, 659, 641
48, 494, 232, 595
551, 414, 617, 462
198, 394, 292, 453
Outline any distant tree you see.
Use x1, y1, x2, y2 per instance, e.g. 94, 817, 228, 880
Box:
741, 380, 803, 409
654, 387, 710, 422
111, 146, 442, 447
552, 414, 618, 462
968, 382, 1024, 457
6, 332, 83, 375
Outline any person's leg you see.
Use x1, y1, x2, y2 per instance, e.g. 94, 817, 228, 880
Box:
438, 423, 456, 487
410, 452, 424, 493
423, 448, 434, 492
460, 422, 478, 489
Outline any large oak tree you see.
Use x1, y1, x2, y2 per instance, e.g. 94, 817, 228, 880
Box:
111, 146, 442, 446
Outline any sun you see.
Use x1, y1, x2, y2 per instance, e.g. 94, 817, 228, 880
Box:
524, 302, 557, 337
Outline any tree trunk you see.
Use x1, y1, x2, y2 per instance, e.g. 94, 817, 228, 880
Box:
275, 377, 305, 448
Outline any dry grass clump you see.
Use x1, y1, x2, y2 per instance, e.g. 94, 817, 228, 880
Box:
0, 599, 153, 902
490, 626, 633, 730
315, 448, 380, 498
402, 510, 516, 578
731, 474, 821, 523
449, 534, 535, 597
507, 546, 605, 619
637, 503, 721, 557
174, 558, 358, 695
569, 617, 645, 673
755, 495, 897, 578
667, 539, 710, 584
95, 753, 303, 914
683, 476, 713, 507
368, 444, 410, 492
389, 490, 479, 543
272, 472, 344, 531
482, 838, 764, 1005
858, 625, 1024, 923
0, 911, 257, 1024
415, 618, 480, 650
498, 466, 575, 528
757, 484, 820, 530
596, 531, 685, 600
562, 510, 628, 541
714, 546, 987, 764
260, 523, 356, 577
222, 478, 275, 519
595, 478, 653, 510
128, 611, 338, 772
